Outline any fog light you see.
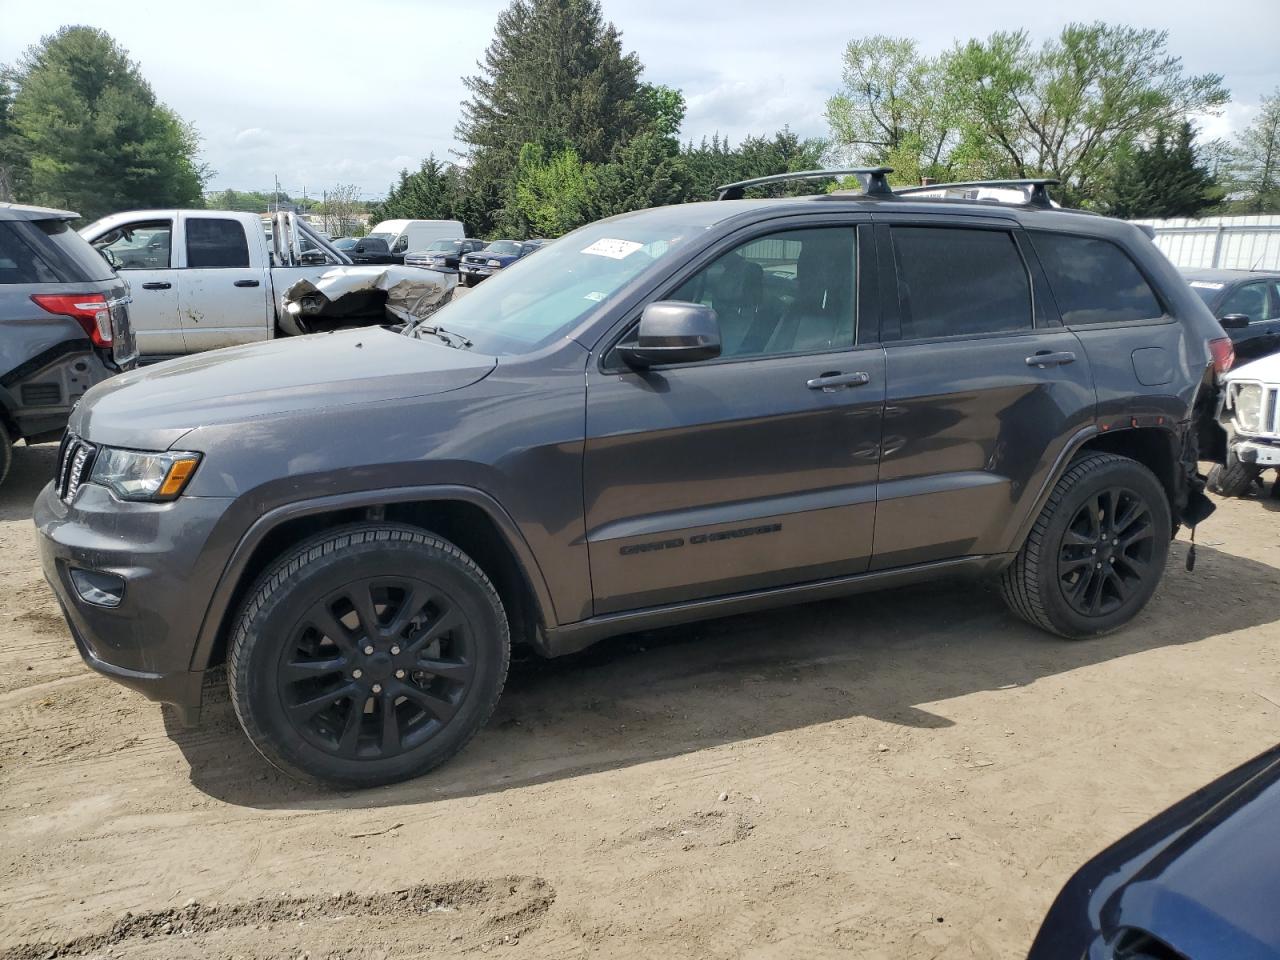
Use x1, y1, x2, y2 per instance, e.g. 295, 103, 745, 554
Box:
70, 568, 125, 607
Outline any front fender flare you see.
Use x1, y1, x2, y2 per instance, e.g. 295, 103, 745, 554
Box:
188, 484, 558, 672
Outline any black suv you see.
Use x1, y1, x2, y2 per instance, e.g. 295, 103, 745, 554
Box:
34, 171, 1229, 788
1, 202, 136, 487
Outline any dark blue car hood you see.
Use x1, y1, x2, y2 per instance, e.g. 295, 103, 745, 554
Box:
1030, 745, 1280, 960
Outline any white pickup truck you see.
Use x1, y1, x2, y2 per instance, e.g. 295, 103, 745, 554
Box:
80, 210, 351, 357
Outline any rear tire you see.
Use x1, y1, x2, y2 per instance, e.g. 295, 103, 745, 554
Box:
1207, 454, 1261, 498
0, 420, 11, 489
228, 524, 509, 788
1000, 453, 1171, 639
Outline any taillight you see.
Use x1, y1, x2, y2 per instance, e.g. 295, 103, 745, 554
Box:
1208, 337, 1234, 376
31, 293, 114, 347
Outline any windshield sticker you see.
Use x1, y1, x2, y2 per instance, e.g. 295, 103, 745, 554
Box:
581, 238, 643, 260
584, 291, 606, 301
1189, 280, 1225, 290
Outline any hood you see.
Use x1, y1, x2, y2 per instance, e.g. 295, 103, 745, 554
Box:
1225, 351, 1280, 384
71, 327, 496, 450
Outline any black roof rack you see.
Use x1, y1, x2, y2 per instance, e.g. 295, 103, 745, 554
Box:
894, 178, 1060, 210
716, 167, 893, 201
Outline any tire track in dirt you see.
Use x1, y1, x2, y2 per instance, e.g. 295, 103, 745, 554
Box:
0, 876, 554, 960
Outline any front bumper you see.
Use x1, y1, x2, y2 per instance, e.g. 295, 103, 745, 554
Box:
33, 481, 235, 725
1234, 439, 1280, 467
460, 264, 494, 279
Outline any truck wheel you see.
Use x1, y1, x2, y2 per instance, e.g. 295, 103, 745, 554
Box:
228, 524, 509, 788
1207, 454, 1261, 498
0, 420, 11, 489
1000, 453, 1171, 639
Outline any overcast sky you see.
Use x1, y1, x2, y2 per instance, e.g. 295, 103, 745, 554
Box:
2, 0, 1277, 199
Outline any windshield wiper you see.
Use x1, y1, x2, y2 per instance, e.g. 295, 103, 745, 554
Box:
404, 319, 473, 349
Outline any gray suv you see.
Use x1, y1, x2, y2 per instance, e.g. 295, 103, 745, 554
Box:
1, 202, 136, 486
34, 171, 1230, 788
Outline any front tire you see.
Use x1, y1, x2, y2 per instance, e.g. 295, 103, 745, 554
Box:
228, 524, 509, 788
0, 420, 11, 489
1207, 452, 1261, 498
1000, 453, 1171, 639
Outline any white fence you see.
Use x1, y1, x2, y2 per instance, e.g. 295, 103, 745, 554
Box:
1130, 215, 1280, 271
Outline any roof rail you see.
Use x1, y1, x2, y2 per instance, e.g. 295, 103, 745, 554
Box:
895, 178, 1060, 210
716, 167, 894, 201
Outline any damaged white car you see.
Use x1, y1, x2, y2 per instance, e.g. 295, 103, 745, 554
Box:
282, 264, 457, 332
1212, 352, 1280, 498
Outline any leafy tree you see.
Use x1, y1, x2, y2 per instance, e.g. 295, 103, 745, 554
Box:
369, 155, 462, 223
457, 0, 649, 233
942, 24, 1228, 203
6, 26, 206, 219
825, 36, 956, 184
1229, 88, 1280, 213
638, 83, 685, 139
0, 70, 25, 201
680, 129, 826, 200
1102, 122, 1220, 218
508, 143, 598, 236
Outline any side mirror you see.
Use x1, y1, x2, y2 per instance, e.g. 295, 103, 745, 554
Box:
617, 301, 721, 369
1219, 313, 1250, 330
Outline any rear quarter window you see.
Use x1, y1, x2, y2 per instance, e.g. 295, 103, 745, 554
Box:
1030, 232, 1163, 324
0, 219, 114, 284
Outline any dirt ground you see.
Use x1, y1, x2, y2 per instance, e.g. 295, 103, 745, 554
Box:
2, 442, 1278, 959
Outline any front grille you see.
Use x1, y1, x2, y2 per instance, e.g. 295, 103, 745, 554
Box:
55, 434, 96, 503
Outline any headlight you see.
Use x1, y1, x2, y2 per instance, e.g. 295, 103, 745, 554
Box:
1232, 384, 1263, 433
90, 447, 201, 501
487, 259, 502, 267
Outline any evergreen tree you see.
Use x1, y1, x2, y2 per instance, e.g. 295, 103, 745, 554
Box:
370, 155, 462, 224
1103, 122, 1220, 219
7, 26, 205, 219
456, 0, 648, 233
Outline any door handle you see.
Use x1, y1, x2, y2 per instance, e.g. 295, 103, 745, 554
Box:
1026, 351, 1076, 368
139, 281, 171, 290
234, 279, 261, 288
806, 371, 871, 391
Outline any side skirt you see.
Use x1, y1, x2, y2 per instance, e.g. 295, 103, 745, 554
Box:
542, 553, 1015, 658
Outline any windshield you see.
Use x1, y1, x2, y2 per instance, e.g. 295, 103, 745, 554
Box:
367, 232, 394, 243
333, 237, 358, 249
483, 240, 524, 257
426, 239, 463, 252
1188, 281, 1222, 306
415, 207, 723, 355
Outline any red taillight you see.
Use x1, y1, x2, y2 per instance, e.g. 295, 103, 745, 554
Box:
1208, 337, 1234, 376
30, 293, 114, 347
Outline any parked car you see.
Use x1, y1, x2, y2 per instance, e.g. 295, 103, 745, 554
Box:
404, 239, 487, 274
81, 211, 351, 357
1029, 742, 1280, 960
458, 239, 534, 285
36, 170, 1229, 788
1184, 268, 1280, 364
366, 220, 466, 262
0, 202, 136, 487
331, 236, 397, 265
1209, 351, 1280, 498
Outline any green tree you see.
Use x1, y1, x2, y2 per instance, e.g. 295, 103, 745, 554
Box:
638, 83, 685, 139
942, 24, 1229, 203
1230, 88, 1280, 213
1102, 121, 1220, 219
0, 70, 26, 200
456, 0, 650, 234
825, 36, 956, 184
594, 129, 690, 217
7, 26, 206, 219
370, 155, 462, 223
508, 142, 598, 236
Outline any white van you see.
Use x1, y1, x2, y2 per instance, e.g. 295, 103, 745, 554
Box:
366, 219, 466, 259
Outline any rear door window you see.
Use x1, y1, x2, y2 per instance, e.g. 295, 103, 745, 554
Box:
889, 226, 1031, 339
1030, 232, 1163, 324
185, 218, 251, 268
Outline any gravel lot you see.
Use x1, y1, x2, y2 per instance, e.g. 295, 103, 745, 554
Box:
2, 442, 1278, 959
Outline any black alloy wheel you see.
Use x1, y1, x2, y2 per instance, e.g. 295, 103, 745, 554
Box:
1056, 486, 1154, 617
